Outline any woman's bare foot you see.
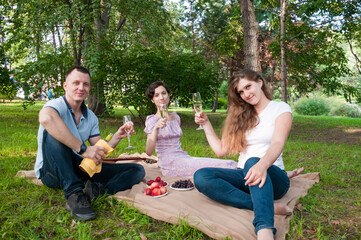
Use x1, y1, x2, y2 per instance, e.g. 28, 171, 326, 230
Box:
274, 202, 292, 215
257, 228, 274, 240
287, 167, 304, 179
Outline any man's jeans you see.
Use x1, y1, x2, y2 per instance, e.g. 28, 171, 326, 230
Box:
194, 157, 290, 234
40, 131, 145, 199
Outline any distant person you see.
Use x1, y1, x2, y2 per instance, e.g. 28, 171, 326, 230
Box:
48, 88, 54, 100
144, 81, 238, 177
10, 74, 15, 84
35, 66, 145, 221
193, 69, 303, 240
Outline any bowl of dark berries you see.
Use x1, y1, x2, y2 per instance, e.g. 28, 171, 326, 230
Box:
170, 179, 194, 191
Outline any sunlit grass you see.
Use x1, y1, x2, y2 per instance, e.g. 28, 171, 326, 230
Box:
0, 101, 360, 239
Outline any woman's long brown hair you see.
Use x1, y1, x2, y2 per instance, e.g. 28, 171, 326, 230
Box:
221, 69, 272, 156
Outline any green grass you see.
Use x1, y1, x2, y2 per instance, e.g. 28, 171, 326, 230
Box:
0, 101, 360, 239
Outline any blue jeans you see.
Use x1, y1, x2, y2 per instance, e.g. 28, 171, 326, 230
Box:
40, 131, 145, 199
194, 157, 290, 235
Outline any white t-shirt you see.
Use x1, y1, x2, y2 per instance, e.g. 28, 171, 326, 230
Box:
237, 101, 292, 170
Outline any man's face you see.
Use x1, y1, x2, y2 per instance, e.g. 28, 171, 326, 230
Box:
63, 69, 91, 103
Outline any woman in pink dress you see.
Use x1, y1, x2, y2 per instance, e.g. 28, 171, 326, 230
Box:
144, 81, 238, 177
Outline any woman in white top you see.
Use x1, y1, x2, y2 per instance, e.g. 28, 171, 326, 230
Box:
194, 69, 296, 240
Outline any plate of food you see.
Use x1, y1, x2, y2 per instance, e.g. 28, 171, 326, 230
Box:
170, 179, 194, 191
144, 184, 168, 198
152, 191, 168, 198
146, 176, 168, 187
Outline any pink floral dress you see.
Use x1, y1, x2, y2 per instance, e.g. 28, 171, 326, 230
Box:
144, 112, 238, 177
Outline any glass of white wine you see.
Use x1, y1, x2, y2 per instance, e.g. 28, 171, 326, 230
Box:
123, 115, 134, 149
159, 103, 168, 119
192, 92, 203, 130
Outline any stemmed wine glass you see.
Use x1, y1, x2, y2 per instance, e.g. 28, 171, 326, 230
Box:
159, 103, 168, 119
123, 115, 134, 149
192, 92, 203, 130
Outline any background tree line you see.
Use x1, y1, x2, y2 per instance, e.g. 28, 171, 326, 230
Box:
0, 0, 360, 119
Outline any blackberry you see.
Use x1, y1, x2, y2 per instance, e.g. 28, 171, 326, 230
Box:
171, 179, 194, 188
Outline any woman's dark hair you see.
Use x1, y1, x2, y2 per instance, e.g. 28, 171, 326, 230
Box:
145, 81, 170, 99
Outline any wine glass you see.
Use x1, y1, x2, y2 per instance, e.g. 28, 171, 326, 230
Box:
123, 115, 134, 149
192, 92, 203, 130
159, 103, 168, 119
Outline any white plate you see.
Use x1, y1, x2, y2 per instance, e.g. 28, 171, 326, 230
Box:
170, 186, 194, 191
152, 191, 168, 198
146, 181, 168, 187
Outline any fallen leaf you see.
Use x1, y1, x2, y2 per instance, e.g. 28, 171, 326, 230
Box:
306, 228, 317, 234
331, 219, 340, 225
94, 228, 112, 235
139, 232, 147, 240
296, 203, 302, 211
315, 208, 323, 214
70, 220, 76, 229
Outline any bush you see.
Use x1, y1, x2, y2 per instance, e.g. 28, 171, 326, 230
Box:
294, 96, 330, 116
330, 103, 361, 118
0, 67, 16, 101
217, 97, 228, 109
219, 81, 228, 98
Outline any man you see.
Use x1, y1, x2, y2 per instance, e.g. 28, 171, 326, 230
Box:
35, 66, 145, 221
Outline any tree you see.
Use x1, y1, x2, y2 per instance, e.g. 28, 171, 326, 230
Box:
280, 0, 287, 102
239, 0, 261, 72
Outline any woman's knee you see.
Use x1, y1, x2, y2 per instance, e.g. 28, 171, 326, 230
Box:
194, 168, 212, 189
244, 157, 260, 169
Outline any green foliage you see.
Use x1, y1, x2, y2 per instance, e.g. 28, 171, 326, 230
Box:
105, 46, 219, 121
293, 96, 331, 116
0, 67, 16, 101
1, 103, 361, 239
219, 80, 228, 98
0, 45, 15, 101
330, 103, 361, 118
15, 51, 72, 107
217, 97, 227, 109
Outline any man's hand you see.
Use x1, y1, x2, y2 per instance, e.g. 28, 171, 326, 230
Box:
82, 145, 107, 165
115, 122, 136, 139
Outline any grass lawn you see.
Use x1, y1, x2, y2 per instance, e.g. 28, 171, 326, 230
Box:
0, 101, 360, 239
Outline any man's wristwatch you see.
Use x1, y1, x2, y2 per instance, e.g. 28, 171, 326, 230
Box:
78, 142, 87, 155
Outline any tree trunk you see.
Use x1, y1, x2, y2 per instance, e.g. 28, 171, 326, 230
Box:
56, 25, 63, 48
88, 1, 110, 115
0, 20, 6, 69
212, 80, 219, 112
280, 0, 288, 102
190, 0, 195, 55
52, 25, 56, 52
239, 0, 261, 73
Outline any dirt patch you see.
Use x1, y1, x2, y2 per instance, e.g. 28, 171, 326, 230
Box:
290, 124, 361, 146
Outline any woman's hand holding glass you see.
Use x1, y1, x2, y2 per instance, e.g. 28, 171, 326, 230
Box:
194, 109, 208, 127
192, 92, 203, 130
155, 103, 168, 130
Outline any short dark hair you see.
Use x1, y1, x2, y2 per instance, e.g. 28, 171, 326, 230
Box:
146, 81, 170, 99
65, 66, 91, 80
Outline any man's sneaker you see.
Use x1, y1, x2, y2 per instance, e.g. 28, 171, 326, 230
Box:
83, 180, 104, 203
65, 191, 96, 221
